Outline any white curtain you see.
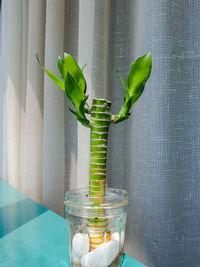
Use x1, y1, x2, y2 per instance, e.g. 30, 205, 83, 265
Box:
0, 0, 66, 215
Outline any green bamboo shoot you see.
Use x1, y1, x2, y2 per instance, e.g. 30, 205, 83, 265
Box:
37, 51, 152, 250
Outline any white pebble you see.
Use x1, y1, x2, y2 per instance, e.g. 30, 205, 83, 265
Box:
81, 240, 119, 267
111, 232, 120, 242
72, 251, 80, 265
72, 233, 90, 259
111, 231, 125, 251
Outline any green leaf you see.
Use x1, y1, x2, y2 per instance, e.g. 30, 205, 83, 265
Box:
79, 95, 89, 114
57, 56, 64, 79
128, 52, 152, 97
36, 54, 65, 90
65, 72, 90, 127
84, 102, 91, 114
116, 69, 129, 100
112, 53, 152, 123
62, 53, 86, 94
113, 97, 132, 123
65, 71, 84, 110
68, 106, 90, 127
68, 107, 78, 117
81, 64, 87, 72
131, 85, 144, 105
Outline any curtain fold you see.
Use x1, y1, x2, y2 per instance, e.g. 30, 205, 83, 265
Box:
1, 0, 200, 266
42, 0, 65, 217
21, 0, 46, 203
0, 0, 23, 190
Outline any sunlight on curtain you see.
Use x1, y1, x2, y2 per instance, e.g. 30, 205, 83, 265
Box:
0, 0, 66, 212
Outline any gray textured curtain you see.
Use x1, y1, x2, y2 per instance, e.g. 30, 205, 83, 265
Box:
1, 0, 200, 266
67, 1, 200, 266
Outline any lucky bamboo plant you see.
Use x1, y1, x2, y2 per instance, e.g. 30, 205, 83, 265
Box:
37, 52, 152, 250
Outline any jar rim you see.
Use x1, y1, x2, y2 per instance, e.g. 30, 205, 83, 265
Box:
64, 187, 128, 210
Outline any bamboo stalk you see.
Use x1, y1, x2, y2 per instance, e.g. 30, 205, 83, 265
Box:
37, 51, 152, 253
88, 98, 111, 250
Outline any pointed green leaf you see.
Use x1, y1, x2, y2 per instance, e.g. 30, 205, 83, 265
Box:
117, 69, 129, 100
36, 54, 65, 90
65, 71, 84, 109
84, 102, 91, 114
112, 53, 152, 123
113, 97, 132, 123
69, 107, 78, 116
131, 85, 144, 105
81, 64, 87, 72
127, 52, 152, 96
69, 107, 90, 127
62, 53, 86, 94
57, 56, 64, 79
79, 95, 89, 114
77, 118, 90, 127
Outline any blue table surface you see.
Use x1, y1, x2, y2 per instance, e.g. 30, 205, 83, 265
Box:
0, 180, 146, 267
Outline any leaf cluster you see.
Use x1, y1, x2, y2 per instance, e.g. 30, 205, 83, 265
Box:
36, 53, 90, 127
36, 52, 152, 127
113, 53, 152, 123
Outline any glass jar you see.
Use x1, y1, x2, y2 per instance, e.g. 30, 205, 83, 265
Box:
64, 188, 128, 267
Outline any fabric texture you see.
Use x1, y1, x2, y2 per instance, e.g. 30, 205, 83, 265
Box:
0, 0, 200, 266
